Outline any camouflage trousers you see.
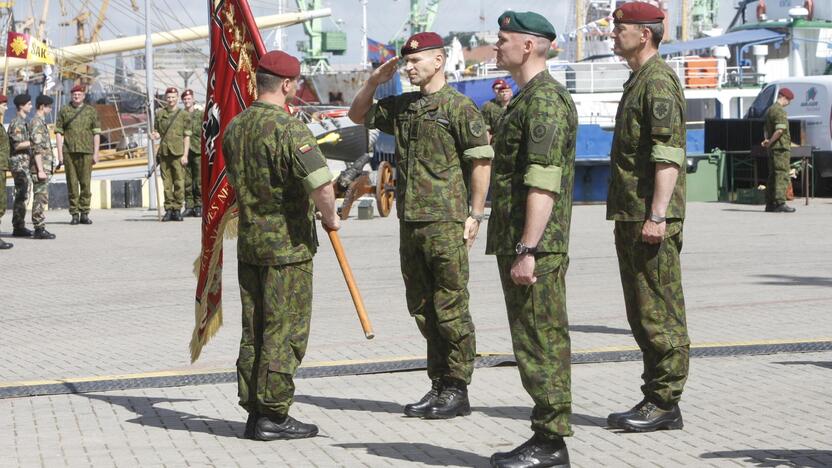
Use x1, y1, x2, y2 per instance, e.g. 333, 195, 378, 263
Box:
11, 169, 29, 229
184, 150, 202, 209
0, 171, 6, 223
766, 149, 790, 206
614, 221, 689, 406
31, 171, 51, 229
236, 259, 313, 419
497, 253, 572, 438
400, 221, 475, 385
65, 152, 93, 215
159, 152, 185, 211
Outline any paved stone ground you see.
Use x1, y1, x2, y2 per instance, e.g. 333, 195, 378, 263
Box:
1, 200, 831, 466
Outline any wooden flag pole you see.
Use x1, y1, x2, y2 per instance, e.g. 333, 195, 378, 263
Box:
326, 228, 374, 339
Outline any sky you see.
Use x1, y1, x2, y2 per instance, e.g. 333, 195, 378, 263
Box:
13, 0, 743, 68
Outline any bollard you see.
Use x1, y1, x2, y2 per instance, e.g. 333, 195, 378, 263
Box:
357, 199, 374, 220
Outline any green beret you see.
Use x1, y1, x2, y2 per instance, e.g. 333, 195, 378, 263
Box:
498, 11, 557, 41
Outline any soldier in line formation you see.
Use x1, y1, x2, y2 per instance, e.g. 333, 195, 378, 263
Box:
480, 77, 513, 143
224, 5, 688, 468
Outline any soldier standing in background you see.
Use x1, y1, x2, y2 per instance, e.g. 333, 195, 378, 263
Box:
223, 50, 340, 441
181, 89, 203, 218
29, 95, 56, 240
762, 88, 796, 213
606, 2, 690, 433
0, 95, 12, 249
8, 94, 33, 238
349, 32, 493, 420
480, 78, 513, 143
152, 87, 191, 222
55, 85, 101, 225
486, 11, 576, 468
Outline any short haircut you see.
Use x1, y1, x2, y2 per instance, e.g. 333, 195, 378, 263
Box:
256, 71, 284, 94
640, 22, 664, 48
35, 95, 53, 109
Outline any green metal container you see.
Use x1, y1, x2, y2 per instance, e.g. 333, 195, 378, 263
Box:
322, 31, 348, 54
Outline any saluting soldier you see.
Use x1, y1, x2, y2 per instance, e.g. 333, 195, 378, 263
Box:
8, 94, 34, 238
480, 78, 513, 142
349, 32, 493, 420
762, 88, 796, 213
152, 87, 191, 222
606, 2, 690, 433
486, 12, 576, 468
0, 95, 12, 249
224, 50, 340, 441
181, 89, 203, 217
55, 85, 101, 225
29, 95, 56, 240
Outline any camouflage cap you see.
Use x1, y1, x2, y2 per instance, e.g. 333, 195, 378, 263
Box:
400, 32, 444, 56
498, 11, 557, 41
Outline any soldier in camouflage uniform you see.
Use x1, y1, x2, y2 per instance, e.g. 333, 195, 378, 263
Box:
29, 95, 56, 240
762, 88, 796, 213
55, 85, 101, 225
8, 94, 34, 238
606, 2, 689, 433
0, 95, 12, 249
181, 89, 203, 217
223, 50, 340, 441
480, 78, 513, 142
349, 32, 493, 420
486, 11, 575, 468
153, 87, 191, 222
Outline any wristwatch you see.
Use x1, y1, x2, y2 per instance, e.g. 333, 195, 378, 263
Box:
648, 213, 667, 223
515, 242, 538, 255
469, 212, 485, 222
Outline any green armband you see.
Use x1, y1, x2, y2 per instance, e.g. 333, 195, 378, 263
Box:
650, 145, 686, 167
523, 164, 562, 193
92, 128, 102, 134
302, 166, 333, 194
463, 144, 495, 160
775, 124, 788, 130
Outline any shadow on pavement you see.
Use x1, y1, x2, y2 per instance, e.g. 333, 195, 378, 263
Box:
570, 325, 631, 335
295, 394, 403, 414
775, 361, 832, 370
720, 208, 766, 213
701, 449, 832, 467
76, 393, 245, 438
754, 274, 832, 287
472, 406, 607, 427
335, 442, 490, 467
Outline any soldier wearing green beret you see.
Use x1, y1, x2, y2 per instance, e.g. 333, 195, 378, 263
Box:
153, 87, 191, 222
349, 32, 493, 420
0, 96, 12, 249
605, 2, 690, 433
486, 10, 575, 468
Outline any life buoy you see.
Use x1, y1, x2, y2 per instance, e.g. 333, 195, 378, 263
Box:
757, 0, 767, 21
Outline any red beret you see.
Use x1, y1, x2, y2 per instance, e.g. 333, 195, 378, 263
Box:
181, 89, 194, 98
165, 87, 178, 95
492, 78, 510, 90
0, 95, 6, 104
778, 88, 794, 100
257, 50, 301, 78
70, 85, 85, 93
400, 32, 444, 56
613, 2, 665, 24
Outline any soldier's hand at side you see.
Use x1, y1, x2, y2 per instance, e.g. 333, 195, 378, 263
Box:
369, 57, 399, 86
180, 156, 188, 167
510, 254, 537, 286
761, 139, 770, 148
37, 170, 47, 181
321, 215, 341, 232
463, 216, 480, 250
641, 220, 665, 244
92, 152, 100, 164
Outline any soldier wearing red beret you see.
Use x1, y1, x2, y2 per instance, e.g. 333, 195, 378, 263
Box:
349, 32, 493, 421
606, 1, 690, 433
180, 89, 202, 217
761, 88, 796, 212
152, 87, 191, 221
480, 78, 513, 142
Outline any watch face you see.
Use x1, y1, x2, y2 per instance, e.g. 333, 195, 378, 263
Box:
515, 243, 524, 254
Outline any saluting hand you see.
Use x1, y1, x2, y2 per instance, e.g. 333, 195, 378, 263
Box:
369, 57, 399, 86
510, 254, 537, 286
463, 217, 480, 250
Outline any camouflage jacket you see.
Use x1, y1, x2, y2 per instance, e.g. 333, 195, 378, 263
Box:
366, 84, 493, 222
29, 115, 54, 169
0, 123, 9, 170
55, 103, 101, 155
480, 99, 507, 132
764, 102, 790, 151
223, 101, 333, 266
485, 71, 577, 256
8, 115, 31, 173
155, 107, 191, 156
187, 108, 202, 154
607, 54, 686, 222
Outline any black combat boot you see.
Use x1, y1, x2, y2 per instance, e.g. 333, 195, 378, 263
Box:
617, 401, 683, 432
172, 210, 184, 221
12, 226, 32, 237
243, 411, 258, 439
490, 433, 570, 468
182, 208, 195, 217
254, 414, 318, 441
33, 227, 56, 239
424, 380, 470, 419
772, 203, 796, 213
161, 210, 173, 222
79, 213, 93, 224
606, 398, 648, 428
403, 379, 442, 417
0, 238, 12, 249
193, 206, 202, 217
70, 214, 80, 225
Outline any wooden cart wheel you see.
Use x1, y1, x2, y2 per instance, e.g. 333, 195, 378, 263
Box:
375, 160, 395, 217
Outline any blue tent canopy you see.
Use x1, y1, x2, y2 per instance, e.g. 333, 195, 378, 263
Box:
659, 29, 784, 56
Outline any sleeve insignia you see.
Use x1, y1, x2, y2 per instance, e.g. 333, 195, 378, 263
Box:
652, 99, 671, 121
469, 120, 484, 138
531, 123, 548, 142
299, 144, 314, 154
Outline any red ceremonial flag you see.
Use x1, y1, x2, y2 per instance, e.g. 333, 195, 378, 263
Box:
190, 0, 266, 362
6, 31, 30, 59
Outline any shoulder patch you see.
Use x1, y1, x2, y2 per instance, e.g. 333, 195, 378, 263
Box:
299, 144, 314, 154
469, 120, 484, 138
652, 98, 671, 121
531, 122, 549, 143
